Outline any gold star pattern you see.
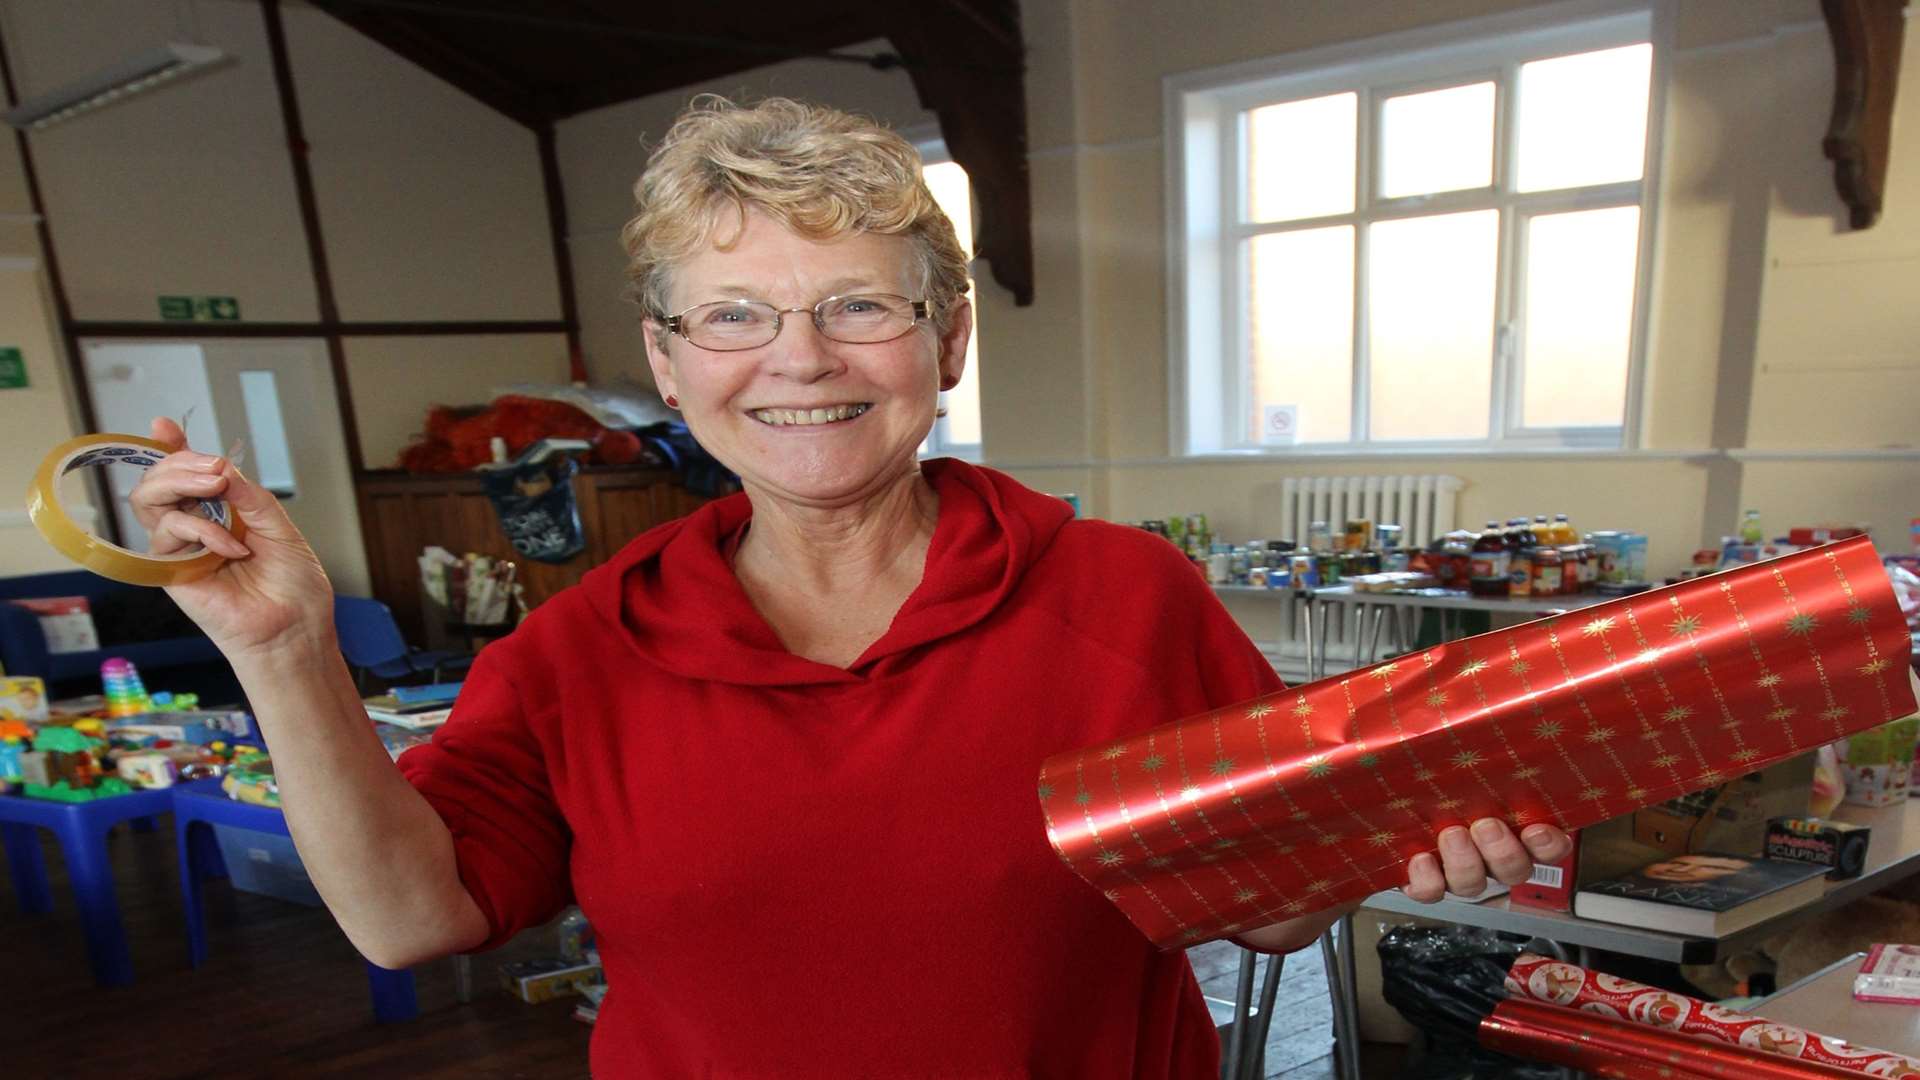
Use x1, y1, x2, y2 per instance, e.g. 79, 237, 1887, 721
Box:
1367, 829, 1397, 847
1099, 745, 1128, 760
1512, 765, 1543, 781
1580, 786, 1608, 801
1245, 702, 1276, 720
1509, 659, 1533, 676
1661, 705, 1694, 724
1386, 797, 1416, 812
1095, 849, 1124, 867
1451, 748, 1484, 768
1290, 698, 1314, 717
1073, 789, 1093, 806
1820, 705, 1852, 723
1756, 673, 1783, 688
1303, 755, 1333, 778
1458, 659, 1490, 677
1412, 767, 1436, 782
1233, 888, 1260, 904
1860, 659, 1891, 676
1315, 831, 1345, 846
1281, 900, 1306, 915
1625, 787, 1648, 802
1424, 689, 1450, 707
1369, 662, 1400, 678
1583, 726, 1617, 744
1766, 707, 1796, 722
1534, 720, 1564, 739
1668, 614, 1703, 637
1635, 648, 1661, 664
1037, 782, 1055, 800
1847, 604, 1873, 626
1730, 748, 1762, 763
1180, 785, 1204, 802
1582, 616, 1617, 637
1357, 753, 1380, 769
1651, 753, 1680, 769
1436, 797, 1465, 810
1214, 838, 1238, 850
1140, 754, 1166, 772
1696, 770, 1724, 786
1146, 855, 1174, 869
1291, 810, 1312, 821
1784, 613, 1819, 637
1308, 879, 1333, 893
1209, 757, 1235, 777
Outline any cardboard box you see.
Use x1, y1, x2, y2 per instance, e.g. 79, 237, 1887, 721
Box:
7, 597, 98, 654
1766, 817, 1871, 879
500, 959, 603, 1004
0, 676, 49, 722
1510, 830, 1580, 911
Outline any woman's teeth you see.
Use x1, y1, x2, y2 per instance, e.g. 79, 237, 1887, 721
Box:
751, 403, 870, 426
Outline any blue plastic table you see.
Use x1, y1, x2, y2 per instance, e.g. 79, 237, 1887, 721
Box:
0, 786, 172, 986
171, 778, 419, 1022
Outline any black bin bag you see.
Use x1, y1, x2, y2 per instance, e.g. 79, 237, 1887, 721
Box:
1376, 924, 1563, 1080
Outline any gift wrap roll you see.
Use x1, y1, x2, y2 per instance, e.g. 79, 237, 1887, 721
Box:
1502, 953, 1920, 1076
1480, 998, 1866, 1080
26, 434, 246, 587
1041, 536, 1917, 946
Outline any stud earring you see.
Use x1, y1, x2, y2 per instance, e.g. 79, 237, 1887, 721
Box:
665, 394, 680, 409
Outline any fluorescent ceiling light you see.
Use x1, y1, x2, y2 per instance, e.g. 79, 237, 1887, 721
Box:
4, 43, 226, 132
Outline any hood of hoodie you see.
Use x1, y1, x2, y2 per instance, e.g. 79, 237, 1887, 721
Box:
582, 459, 1074, 687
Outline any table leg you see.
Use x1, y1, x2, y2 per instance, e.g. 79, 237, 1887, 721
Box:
1364, 604, 1387, 665
1300, 597, 1318, 684
366, 961, 419, 1023
177, 816, 209, 969
454, 952, 474, 1004
63, 824, 133, 986
3, 821, 51, 915
130, 815, 157, 834
1225, 946, 1258, 1080
1319, 930, 1353, 1079
1252, 950, 1284, 1079
1315, 601, 1334, 680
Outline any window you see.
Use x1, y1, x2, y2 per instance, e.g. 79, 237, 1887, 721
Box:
916, 142, 982, 459
1170, 10, 1656, 453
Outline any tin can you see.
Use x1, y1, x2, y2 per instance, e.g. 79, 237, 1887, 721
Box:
1249, 566, 1268, 588
1307, 520, 1332, 554
1207, 551, 1231, 584
1289, 554, 1319, 590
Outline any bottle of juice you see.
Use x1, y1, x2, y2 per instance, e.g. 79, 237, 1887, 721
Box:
1740, 509, 1764, 544
1469, 521, 1511, 597
1549, 513, 1577, 546
1507, 517, 1535, 598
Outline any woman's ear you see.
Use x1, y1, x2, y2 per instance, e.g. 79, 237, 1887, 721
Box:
642, 320, 680, 405
935, 296, 973, 391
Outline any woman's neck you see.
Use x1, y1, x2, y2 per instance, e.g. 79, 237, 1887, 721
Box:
733, 466, 941, 603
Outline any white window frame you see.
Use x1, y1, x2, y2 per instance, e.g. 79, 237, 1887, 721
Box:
908, 133, 984, 461
1166, 0, 1670, 456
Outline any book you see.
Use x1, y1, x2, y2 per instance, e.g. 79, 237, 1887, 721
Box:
365, 705, 451, 731
1572, 853, 1827, 937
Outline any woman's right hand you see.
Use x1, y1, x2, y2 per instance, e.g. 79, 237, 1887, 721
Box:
132, 417, 337, 660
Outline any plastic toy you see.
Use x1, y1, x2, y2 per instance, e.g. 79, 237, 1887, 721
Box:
24, 724, 130, 801
99, 658, 149, 718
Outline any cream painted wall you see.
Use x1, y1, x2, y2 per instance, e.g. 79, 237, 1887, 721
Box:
554, 42, 932, 387
285, 5, 559, 323
0, 259, 87, 575
345, 333, 570, 468
6, 0, 319, 321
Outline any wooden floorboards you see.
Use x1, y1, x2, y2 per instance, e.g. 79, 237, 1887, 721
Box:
7, 818, 1357, 1078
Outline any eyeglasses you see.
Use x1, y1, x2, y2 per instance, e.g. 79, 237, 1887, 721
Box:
662, 293, 931, 352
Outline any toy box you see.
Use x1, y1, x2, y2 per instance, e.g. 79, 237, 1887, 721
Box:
213, 826, 322, 907
500, 959, 603, 1004
0, 676, 49, 722
1836, 715, 1920, 807
1765, 816, 1871, 879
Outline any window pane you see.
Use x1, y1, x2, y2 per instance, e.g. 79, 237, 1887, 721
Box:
1248, 93, 1356, 222
1520, 206, 1639, 428
1367, 210, 1497, 440
1379, 82, 1494, 198
238, 369, 297, 495
1249, 227, 1354, 443
1516, 44, 1652, 193
922, 160, 980, 446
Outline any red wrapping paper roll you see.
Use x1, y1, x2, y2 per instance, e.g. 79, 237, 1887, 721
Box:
1481, 998, 1868, 1079
1040, 537, 1916, 947
1504, 953, 1920, 1075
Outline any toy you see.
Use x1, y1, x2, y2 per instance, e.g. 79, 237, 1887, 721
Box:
115, 751, 179, 789
220, 751, 279, 807
0, 675, 49, 721
99, 658, 149, 718
24, 723, 131, 801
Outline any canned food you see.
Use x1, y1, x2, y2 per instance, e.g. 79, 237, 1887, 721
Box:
1290, 554, 1320, 590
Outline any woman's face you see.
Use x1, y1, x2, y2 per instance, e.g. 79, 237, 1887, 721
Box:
644, 208, 971, 509
1642, 855, 1748, 883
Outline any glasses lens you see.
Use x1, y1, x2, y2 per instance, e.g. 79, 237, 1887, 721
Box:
818, 294, 917, 344
682, 301, 777, 350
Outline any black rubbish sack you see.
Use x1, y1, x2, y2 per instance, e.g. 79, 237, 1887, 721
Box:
483, 453, 586, 564
1376, 923, 1563, 1080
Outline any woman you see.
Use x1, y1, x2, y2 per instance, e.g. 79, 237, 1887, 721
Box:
135, 97, 1569, 1076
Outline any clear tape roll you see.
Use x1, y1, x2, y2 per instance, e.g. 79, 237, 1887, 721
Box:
26, 433, 247, 587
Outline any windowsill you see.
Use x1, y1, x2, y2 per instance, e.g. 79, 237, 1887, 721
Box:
986, 446, 1718, 470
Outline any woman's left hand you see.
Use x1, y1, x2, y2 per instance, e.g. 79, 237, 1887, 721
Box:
1402, 819, 1572, 903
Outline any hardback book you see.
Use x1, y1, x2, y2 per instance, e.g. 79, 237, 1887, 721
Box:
1572, 853, 1827, 937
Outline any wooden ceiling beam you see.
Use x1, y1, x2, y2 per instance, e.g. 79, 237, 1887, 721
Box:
315, 2, 548, 125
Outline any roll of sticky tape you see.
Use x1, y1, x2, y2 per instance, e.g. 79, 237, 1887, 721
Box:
27, 433, 247, 587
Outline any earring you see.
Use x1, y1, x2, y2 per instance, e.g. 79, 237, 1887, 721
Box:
939, 376, 958, 391
665, 394, 679, 409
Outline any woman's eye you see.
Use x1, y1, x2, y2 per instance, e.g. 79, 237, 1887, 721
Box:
704, 305, 759, 325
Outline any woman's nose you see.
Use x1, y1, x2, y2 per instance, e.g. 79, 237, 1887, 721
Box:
763, 313, 845, 380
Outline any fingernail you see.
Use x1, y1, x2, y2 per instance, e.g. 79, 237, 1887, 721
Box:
1521, 825, 1552, 848
190, 455, 225, 472
1410, 852, 1436, 874
1441, 827, 1473, 855
1471, 818, 1503, 842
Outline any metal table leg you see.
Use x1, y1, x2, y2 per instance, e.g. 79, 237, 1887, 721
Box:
1225, 947, 1259, 1080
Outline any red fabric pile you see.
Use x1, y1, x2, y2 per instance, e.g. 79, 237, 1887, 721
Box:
398, 395, 643, 473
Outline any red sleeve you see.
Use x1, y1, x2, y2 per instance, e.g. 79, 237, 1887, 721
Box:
396, 646, 571, 951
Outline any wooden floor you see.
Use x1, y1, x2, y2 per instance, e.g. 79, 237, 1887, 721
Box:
7, 818, 1371, 1078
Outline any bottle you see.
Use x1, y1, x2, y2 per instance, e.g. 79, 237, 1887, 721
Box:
1505, 518, 1536, 598
1740, 509, 1764, 544
1308, 520, 1332, 554
1469, 521, 1510, 597
1533, 514, 1552, 544
1550, 513, 1577, 546
556, 907, 593, 963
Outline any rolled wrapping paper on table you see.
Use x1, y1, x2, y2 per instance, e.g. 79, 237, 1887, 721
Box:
26, 433, 245, 586
1487, 953, 1920, 1078
1040, 536, 1917, 947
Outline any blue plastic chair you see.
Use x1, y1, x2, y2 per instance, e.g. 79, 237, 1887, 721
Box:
0, 787, 172, 986
171, 778, 418, 1022
332, 596, 472, 691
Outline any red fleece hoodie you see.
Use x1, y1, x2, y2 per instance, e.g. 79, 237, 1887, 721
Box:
399, 459, 1283, 1078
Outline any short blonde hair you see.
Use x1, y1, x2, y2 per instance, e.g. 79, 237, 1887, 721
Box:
621, 96, 971, 336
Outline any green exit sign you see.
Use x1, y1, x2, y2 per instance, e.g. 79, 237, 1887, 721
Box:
158, 295, 241, 321
0, 347, 25, 389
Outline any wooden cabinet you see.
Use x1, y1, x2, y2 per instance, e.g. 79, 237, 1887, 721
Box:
354, 466, 715, 641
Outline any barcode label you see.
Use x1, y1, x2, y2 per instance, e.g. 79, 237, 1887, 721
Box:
1527, 864, 1564, 888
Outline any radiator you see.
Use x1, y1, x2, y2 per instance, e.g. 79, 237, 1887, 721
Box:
1263, 473, 1464, 677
